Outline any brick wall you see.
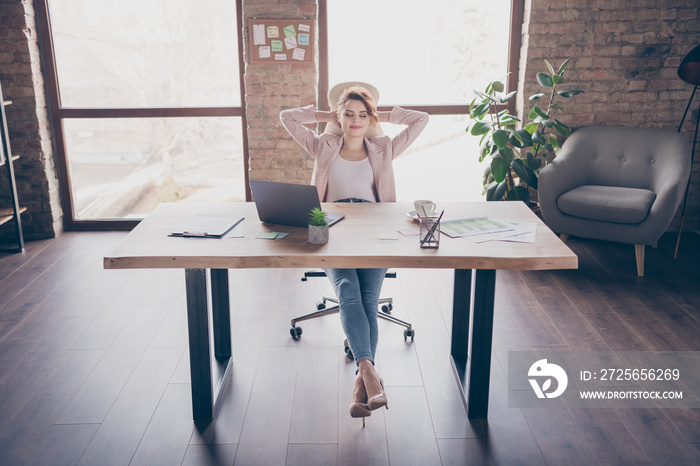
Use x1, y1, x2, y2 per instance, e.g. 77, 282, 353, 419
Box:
1, 0, 698, 238
0, 0, 62, 240
242, 0, 318, 187
518, 0, 700, 230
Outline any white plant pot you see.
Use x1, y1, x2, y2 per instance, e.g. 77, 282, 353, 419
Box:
308, 225, 329, 244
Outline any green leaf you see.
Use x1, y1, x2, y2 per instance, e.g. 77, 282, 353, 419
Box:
485, 181, 498, 201
470, 120, 493, 136
511, 158, 534, 186
529, 105, 549, 120
492, 81, 505, 93
493, 129, 509, 149
553, 120, 572, 137
532, 130, 547, 146
471, 102, 491, 118
557, 58, 572, 75
526, 151, 542, 170
552, 74, 561, 85
545, 60, 555, 76
536, 72, 553, 88
529, 93, 546, 100
506, 186, 531, 205
548, 133, 561, 149
509, 132, 523, 148
491, 156, 508, 183
491, 180, 508, 201
528, 170, 538, 189
543, 119, 555, 128
524, 122, 538, 134
516, 129, 533, 147
550, 103, 563, 111
501, 90, 517, 102
558, 89, 584, 98
499, 146, 514, 165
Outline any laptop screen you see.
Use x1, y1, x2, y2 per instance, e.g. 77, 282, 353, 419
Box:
249, 180, 344, 227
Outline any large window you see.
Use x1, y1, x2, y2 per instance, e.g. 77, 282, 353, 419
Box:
38, 0, 246, 228
323, 0, 518, 203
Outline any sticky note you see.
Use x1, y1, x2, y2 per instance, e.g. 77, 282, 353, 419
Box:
292, 48, 305, 61
298, 24, 311, 33
271, 40, 283, 52
267, 25, 279, 38
298, 33, 310, 46
253, 24, 265, 45
258, 46, 271, 59
283, 25, 296, 38
285, 36, 297, 49
274, 54, 287, 61
257, 232, 279, 239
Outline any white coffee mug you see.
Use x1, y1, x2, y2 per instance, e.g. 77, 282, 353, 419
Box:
414, 200, 436, 218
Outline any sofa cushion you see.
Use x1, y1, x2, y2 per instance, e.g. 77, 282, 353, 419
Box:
557, 185, 656, 224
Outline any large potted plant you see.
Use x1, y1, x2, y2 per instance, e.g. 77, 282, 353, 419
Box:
466, 58, 583, 206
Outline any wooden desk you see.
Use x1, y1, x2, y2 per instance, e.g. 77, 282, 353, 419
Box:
104, 201, 577, 422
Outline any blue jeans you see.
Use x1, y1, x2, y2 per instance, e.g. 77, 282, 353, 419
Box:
324, 268, 388, 365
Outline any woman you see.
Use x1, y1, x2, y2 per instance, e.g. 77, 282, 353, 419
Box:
280, 85, 429, 425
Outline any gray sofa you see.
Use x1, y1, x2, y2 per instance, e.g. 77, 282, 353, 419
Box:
538, 126, 691, 276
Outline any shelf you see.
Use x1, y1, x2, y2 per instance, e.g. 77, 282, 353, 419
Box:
0, 207, 27, 226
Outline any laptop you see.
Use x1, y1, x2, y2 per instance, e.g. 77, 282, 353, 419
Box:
249, 179, 345, 228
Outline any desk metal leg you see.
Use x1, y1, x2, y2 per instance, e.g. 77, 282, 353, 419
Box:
185, 268, 232, 422
451, 268, 496, 420
211, 269, 231, 359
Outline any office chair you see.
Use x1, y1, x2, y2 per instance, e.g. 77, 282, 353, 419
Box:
288, 81, 415, 359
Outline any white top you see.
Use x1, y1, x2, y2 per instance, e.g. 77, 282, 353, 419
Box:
326, 156, 377, 202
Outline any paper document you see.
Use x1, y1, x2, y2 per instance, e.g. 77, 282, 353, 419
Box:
440, 217, 514, 238
459, 220, 537, 244
169, 216, 244, 238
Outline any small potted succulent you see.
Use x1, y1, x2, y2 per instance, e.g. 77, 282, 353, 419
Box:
308, 207, 329, 244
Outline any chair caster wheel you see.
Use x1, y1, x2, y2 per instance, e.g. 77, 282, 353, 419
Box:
404, 329, 415, 341
316, 301, 326, 310
343, 338, 354, 360
290, 326, 303, 340
381, 303, 393, 313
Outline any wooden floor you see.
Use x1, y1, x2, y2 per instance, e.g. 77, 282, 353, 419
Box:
0, 231, 699, 465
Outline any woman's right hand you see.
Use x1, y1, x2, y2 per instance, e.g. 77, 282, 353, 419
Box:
315, 110, 339, 125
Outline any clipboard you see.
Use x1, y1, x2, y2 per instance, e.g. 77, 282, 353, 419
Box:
169, 216, 244, 238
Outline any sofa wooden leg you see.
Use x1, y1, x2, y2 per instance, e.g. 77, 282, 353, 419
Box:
560, 233, 569, 242
635, 244, 645, 277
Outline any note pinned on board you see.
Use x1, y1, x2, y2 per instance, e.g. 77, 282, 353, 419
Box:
285, 36, 297, 49
292, 48, 305, 61
267, 25, 279, 38
253, 24, 265, 45
271, 40, 283, 52
298, 33, 310, 46
258, 46, 271, 59
283, 25, 296, 38
274, 53, 287, 61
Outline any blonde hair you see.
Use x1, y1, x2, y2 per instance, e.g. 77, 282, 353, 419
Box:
337, 86, 378, 127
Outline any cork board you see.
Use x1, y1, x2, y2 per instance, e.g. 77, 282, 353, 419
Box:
248, 19, 315, 64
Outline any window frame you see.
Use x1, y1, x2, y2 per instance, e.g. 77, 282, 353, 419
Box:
35, 0, 250, 230
318, 0, 522, 115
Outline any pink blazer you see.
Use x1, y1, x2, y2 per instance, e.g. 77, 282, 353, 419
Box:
280, 105, 429, 202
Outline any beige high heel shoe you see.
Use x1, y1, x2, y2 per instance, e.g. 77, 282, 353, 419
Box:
349, 373, 371, 427
360, 365, 388, 412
